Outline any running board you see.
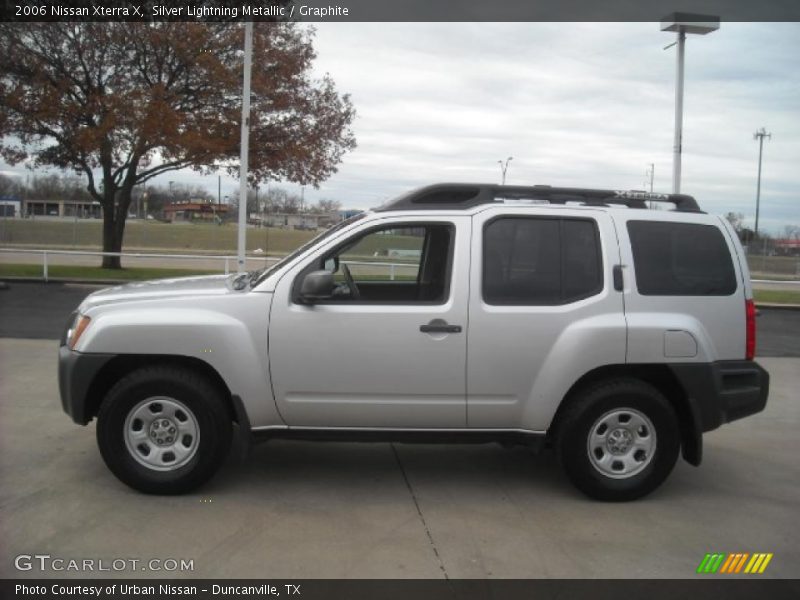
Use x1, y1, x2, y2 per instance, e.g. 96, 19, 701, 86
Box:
249, 426, 547, 449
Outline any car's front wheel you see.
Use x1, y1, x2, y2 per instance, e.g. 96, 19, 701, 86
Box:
96, 366, 232, 494
557, 379, 680, 501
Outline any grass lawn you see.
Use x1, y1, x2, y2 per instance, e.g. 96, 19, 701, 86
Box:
0, 263, 216, 281
0, 219, 317, 254
753, 289, 800, 305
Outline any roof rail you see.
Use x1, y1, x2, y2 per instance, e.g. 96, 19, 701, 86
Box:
375, 183, 703, 213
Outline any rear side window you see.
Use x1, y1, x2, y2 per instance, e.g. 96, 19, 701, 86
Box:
627, 221, 737, 296
483, 217, 603, 305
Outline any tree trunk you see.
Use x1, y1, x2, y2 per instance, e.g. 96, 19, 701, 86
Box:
101, 204, 123, 269
99, 182, 134, 269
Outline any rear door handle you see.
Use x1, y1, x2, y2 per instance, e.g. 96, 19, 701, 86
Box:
420, 320, 462, 334
613, 264, 624, 292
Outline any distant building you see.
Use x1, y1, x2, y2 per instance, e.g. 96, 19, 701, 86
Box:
0, 195, 22, 217
774, 238, 800, 256
163, 200, 229, 223
23, 197, 102, 218
253, 211, 341, 230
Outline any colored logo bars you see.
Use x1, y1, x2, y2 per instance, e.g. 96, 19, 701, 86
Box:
697, 553, 773, 574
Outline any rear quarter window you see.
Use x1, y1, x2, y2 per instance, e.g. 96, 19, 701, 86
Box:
627, 221, 737, 296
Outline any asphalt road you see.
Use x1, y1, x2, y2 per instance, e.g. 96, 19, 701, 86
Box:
1, 281, 798, 356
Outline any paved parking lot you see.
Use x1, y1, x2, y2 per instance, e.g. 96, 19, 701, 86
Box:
1, 356, 799, 579
0, 282, 799, 579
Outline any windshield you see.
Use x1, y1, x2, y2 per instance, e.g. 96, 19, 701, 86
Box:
250, 213, 367, 286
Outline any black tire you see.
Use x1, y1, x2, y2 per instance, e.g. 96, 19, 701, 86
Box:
557, 379, 680, 502
96, 365, 232, 495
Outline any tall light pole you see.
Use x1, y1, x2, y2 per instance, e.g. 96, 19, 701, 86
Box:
753, 128, 771, 238
661, 13, 719, 193
237, 21, 254, 273
498, 156, 513, 185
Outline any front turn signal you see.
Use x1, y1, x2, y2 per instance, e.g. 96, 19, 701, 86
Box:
68, 315, 91, 350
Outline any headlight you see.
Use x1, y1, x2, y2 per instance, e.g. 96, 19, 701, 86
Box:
67, 315, 91, 350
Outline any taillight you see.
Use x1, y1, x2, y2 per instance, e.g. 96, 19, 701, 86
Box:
745, 299, 756, 360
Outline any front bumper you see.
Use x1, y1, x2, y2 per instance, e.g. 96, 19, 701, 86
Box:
670, 360, 770, 433
58, 344, 115, 425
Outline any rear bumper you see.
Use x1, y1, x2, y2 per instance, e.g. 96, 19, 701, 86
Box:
669, 360, 770, 433
58, 344, 115, 425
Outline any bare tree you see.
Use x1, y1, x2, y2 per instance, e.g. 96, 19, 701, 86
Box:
314, 198, 342, 213
725, 212, 745, 233
782, 225, 800, 241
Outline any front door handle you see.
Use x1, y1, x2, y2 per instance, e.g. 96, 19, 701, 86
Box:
420, 320, 462, 334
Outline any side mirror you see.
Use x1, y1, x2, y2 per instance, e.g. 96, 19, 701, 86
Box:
324, 256, 340, 273
299, 270, 334, 303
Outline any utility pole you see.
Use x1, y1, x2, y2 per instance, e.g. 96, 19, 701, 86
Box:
753, 127, 771, 238
264, 183, 270, 260
237, 21, 254, 273
142, 191, 148, 247
670, 27, 685, 193
498, 157, 513, 185
646, 163, 655, 209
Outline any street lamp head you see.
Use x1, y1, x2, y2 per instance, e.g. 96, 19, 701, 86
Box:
754, 128, 772, 141
661, 13, 719, 35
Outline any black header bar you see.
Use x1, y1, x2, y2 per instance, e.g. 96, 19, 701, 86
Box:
2, 579, 800, 600
2, 0, 800, 22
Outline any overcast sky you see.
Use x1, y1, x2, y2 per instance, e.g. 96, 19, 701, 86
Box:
3, 22, 799, 233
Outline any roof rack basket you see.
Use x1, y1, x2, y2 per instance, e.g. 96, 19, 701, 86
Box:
376, 183, 703, 213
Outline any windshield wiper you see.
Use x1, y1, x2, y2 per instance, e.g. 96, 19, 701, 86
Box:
231, 268, 268, 291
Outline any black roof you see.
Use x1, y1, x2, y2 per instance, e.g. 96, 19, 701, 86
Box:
376, 183, 703, 213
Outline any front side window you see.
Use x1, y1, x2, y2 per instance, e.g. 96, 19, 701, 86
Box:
300, 222, 454, 304
483, 217, 603, 305
627, 221, 736, 296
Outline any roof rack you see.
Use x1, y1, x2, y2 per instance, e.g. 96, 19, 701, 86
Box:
376, 183, 703, 213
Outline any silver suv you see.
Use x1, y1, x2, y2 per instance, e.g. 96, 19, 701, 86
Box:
58, 183, 769, 501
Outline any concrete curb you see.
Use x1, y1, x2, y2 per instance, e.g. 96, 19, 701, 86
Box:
756, 303, 800, 311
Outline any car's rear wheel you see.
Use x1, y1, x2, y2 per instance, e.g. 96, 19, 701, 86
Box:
96, 366, 232, 494
557, 379, 680, 501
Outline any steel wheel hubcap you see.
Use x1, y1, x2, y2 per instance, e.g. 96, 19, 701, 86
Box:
124, 397, 199, 472
587, 408, 656, 479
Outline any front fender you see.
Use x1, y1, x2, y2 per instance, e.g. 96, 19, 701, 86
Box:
73, 293, 281, 428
